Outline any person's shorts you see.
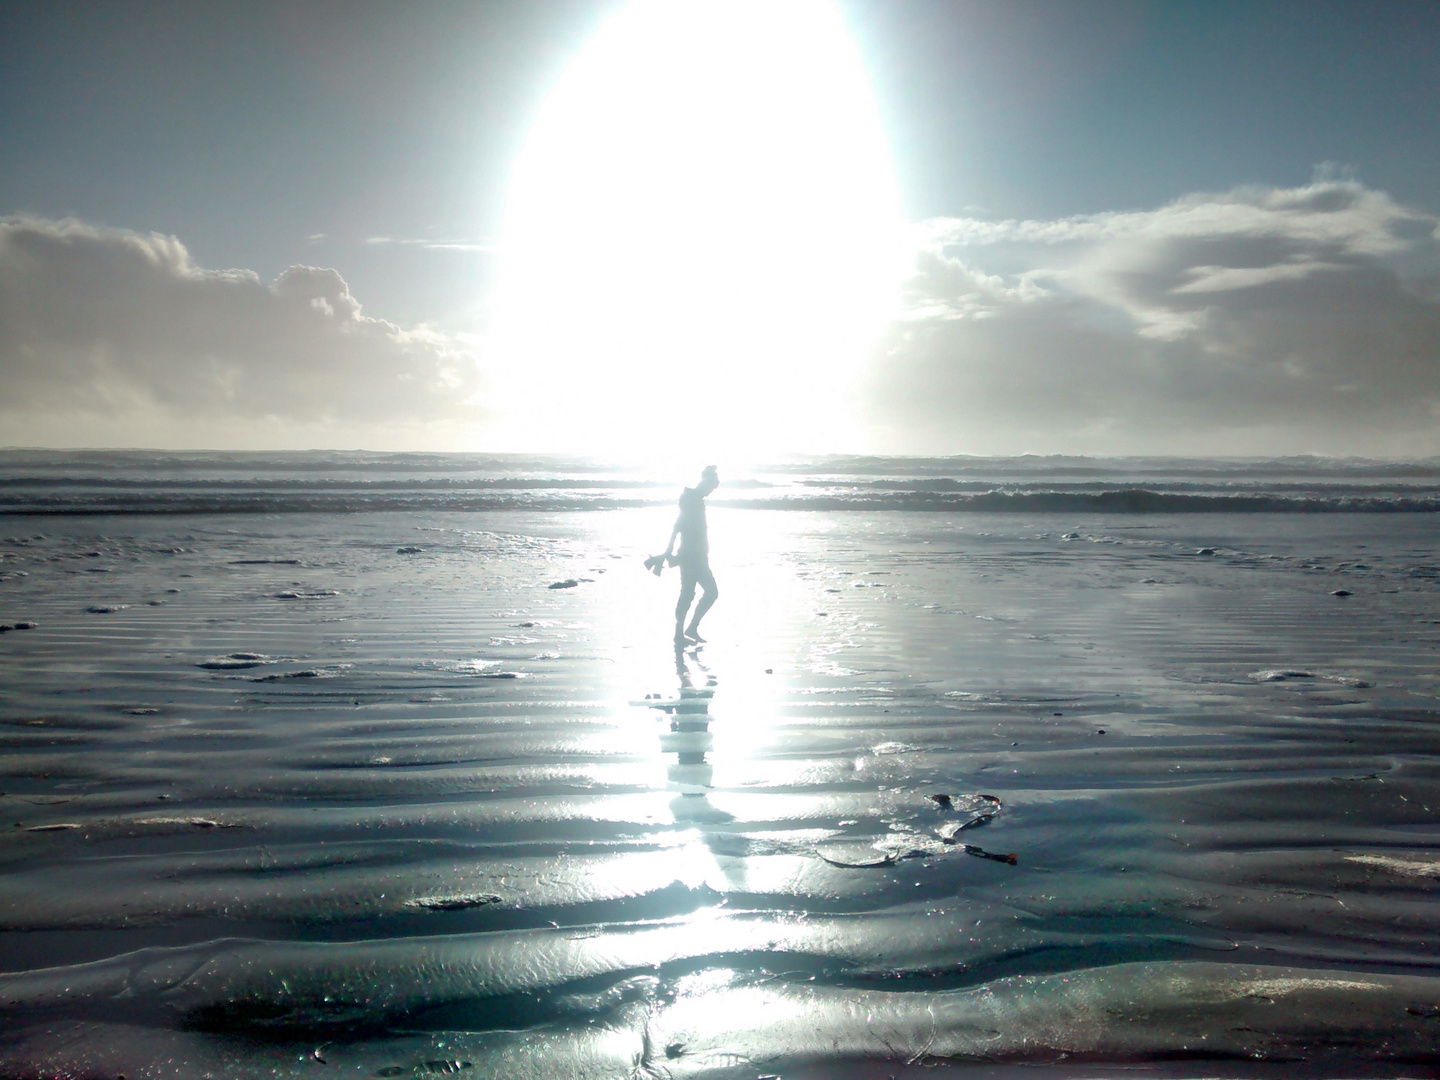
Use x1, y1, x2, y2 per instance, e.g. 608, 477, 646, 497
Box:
678, 559, 716, 594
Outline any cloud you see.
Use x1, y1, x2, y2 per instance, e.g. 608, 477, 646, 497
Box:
7, 187, 1438, 457
866, 180, 1440, 455
922, 172, 1429, 251
0, 217, 480, 445
363, 235, 495, 252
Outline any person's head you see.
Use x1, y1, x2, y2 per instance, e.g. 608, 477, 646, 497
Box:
698, 465, 719, 494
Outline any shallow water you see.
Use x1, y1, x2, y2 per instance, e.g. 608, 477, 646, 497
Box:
1, 490, 1438, 1075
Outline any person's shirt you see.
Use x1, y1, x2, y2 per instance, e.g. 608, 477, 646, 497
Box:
676, 486, 708, 561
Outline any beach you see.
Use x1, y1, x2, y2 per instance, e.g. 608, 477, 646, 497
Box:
1, 454, 1438, 1076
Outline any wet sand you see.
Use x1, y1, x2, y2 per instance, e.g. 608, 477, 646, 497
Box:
1, 508, 1438, 1076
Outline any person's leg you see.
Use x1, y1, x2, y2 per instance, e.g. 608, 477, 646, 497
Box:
675, 569, 698, 641
684, 566, 718, 639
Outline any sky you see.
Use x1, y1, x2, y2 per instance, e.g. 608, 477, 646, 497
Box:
1, 0, 1437, 456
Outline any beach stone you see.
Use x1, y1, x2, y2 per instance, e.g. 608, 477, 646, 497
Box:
405, 893, 502, 912
198, 654, 270, 670
1254, 669, 1314, 681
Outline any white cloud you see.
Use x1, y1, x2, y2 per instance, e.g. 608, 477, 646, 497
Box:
866, 180, 1440, 455
6, 185, 1438, 457
363, 235, 495, 252
0, 217, 481, 446
1171, 260, 1345, 294
923, 180, 1427, 255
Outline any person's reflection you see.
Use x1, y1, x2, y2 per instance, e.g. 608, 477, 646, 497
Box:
656, 645, 731, 824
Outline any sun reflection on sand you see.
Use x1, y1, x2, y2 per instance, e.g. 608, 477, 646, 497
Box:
644, 647, 739, 897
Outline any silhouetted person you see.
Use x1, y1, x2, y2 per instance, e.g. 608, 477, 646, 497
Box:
665, 465, 719, 643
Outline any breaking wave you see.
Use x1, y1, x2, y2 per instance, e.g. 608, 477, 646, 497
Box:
2, 450, 1439, 514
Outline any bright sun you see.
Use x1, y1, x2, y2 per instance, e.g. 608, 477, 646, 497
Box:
484, 0, 905, 460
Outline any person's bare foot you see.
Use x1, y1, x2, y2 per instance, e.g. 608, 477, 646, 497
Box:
684, 628, 706, 643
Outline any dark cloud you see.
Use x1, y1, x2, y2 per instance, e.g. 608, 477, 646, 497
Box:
866, 181, 1440, 455
0, 217, 479, 443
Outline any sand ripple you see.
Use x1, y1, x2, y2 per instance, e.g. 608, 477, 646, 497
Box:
0, 508, 1437, 1072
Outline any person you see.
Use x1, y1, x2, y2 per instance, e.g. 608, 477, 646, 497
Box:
663, 465, 719, 644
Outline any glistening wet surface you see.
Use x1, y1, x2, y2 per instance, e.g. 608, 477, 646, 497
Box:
0, 508, 1438, 1076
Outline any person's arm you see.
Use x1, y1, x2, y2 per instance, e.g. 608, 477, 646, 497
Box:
664, 515, 681, 557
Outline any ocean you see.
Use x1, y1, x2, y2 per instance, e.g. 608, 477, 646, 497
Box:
1, 451, 1438, 1077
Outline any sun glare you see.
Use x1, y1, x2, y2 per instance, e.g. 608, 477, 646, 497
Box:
485, 0, 904, 459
